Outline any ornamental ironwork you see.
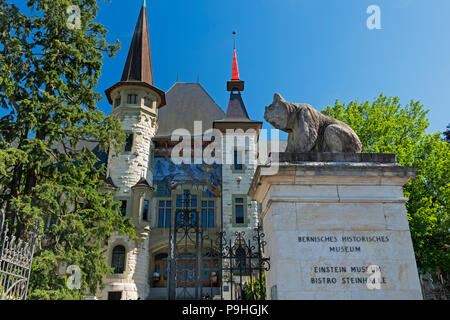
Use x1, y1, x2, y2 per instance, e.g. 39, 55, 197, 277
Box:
0, 209, 38, 300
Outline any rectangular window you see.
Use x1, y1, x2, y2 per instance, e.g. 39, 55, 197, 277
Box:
165, 209, 171, 228
202, 209, 207, 228
208, 209, 214, 228
178, 191, 198, 209
124, 133, 133, 152
234, 197, 244, 224
201, 200, 215, 228
234, 150, 243, 171
184, 190, 191, 207
158, 209, 165, 228
127, 94, 138, 104
144, 97, 151, 107
142, 200, 149, 221
158, 200, 172, 229
114, 98, 121, 107
120, 200, 127, 217
191, 195, 197, 208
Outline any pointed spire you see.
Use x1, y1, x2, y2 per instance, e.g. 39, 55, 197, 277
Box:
121, 2, 153, 85
213, 32, 262, 133
232, 49, 240, 80
227, 32, 244, 92
105, 1, 166, 107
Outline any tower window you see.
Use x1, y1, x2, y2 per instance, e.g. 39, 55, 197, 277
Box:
114, 98, 121, 107
127, 94, 138, 105
120, 200, 127, 217
111, 245, 126, 274
124, 133, 133, 152
233, 197, 246, 225
142, 200, 149, 221
234, 150, 243, 171
144, 97, 151, 107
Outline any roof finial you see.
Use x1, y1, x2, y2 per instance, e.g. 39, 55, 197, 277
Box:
233, 31, 236, 50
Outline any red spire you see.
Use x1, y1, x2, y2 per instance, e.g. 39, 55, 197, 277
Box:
231, 49, 240, 80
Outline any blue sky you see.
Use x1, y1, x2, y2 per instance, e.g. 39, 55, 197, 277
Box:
8, 0, 450, 137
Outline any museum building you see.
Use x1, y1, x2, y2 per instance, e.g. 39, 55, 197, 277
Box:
95, 1, 269, 300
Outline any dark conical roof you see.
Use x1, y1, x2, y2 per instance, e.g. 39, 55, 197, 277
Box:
105, 2, 166, 107
214, 47, 262, 132
121, 2, 153, 85
224, 92, 251, 122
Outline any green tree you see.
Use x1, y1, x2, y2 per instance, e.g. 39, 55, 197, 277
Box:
444, 124, 450, 143
322, 95, 450, 273
0, 0, 134, 299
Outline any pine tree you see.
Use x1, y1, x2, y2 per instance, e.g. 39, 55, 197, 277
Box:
0, 0, 135, 299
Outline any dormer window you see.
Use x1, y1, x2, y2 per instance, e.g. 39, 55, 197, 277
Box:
114, 97, 121, 107
127, 94, 138, 105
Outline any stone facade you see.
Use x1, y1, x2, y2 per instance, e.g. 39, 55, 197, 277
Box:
98, 85, 162, 300
220, 131, 260, 300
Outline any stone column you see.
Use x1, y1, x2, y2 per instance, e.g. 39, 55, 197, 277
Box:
248, 153, 423, 300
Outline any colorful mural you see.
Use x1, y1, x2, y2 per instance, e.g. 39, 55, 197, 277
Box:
153, 158, 222, 198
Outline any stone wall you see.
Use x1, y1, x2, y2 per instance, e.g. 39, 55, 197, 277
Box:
221, 132, 260, 300
97, 232, 150, 300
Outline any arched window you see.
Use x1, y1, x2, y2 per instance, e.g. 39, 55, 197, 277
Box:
111, 245, 126, 274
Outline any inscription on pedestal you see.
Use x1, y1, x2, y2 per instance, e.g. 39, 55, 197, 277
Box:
296, 232, 405, 292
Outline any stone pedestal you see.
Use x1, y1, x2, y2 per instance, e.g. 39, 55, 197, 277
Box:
248, 153, 423, 300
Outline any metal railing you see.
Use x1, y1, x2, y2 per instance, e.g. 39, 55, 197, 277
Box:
0, 208, 38, 300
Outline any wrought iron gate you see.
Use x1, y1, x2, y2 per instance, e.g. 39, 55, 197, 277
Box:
0, 211, 38, 300
167, 189, 270, 301
167, 192, 203, 300
220, 224, 270, 300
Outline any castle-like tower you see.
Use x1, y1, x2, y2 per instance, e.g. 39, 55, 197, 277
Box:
99, 1, 166, 300
214, 46, 263, 300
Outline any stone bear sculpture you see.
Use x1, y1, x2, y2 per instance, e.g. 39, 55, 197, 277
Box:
264, 94, 362, 153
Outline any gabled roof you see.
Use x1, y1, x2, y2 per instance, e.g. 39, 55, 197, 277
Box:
132, 177, 152, 188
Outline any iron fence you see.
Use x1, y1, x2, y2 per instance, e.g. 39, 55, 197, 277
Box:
0, 210, 38, 300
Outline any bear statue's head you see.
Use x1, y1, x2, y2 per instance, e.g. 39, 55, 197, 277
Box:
264, 93, 290, 132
